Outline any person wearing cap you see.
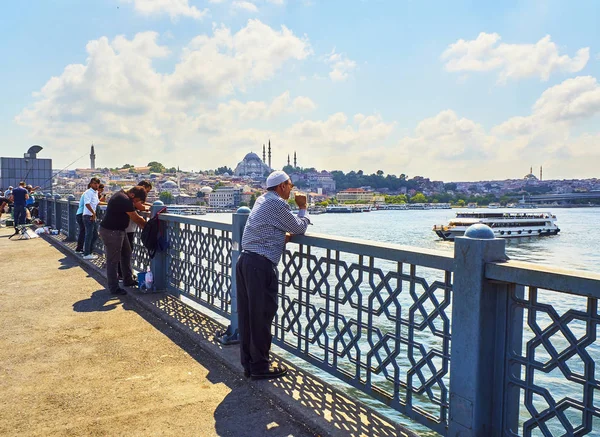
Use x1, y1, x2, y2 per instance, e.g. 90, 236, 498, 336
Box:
236, 170, 311, 380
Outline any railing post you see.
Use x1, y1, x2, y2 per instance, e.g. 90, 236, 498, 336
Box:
216, 206, 250, 345
66, 195, 76, 241
45, 193, 52, 226
150, 201, 167, 291
53, 194, 61, 230
448, 224, 508, 437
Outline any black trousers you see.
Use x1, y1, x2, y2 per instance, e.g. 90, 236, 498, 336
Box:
117, 232, 135, 279
75, 214, 85, 251
236, 252, 278, 374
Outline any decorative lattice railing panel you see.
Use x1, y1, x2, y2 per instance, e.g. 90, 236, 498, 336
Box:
273, 242, 453, 434
164, 219, 233, 317
506, 286, 600, 437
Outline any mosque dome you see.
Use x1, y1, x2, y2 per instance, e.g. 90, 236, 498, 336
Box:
162, 180, 178, 188
244, 152, 261, 161
234, 150, 271, 177
200, 186, 213, 193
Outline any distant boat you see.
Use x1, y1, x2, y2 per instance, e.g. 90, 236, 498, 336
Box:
326, 205, 352, 213
488, 203, 501, 209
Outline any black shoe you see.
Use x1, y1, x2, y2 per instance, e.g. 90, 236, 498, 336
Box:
243, 369, 251, 378
250, 365, 288, 380
111, 288, 127, 295
122, 280, 137, 287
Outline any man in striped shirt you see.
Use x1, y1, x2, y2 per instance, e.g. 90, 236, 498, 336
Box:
237, 170, 310, 380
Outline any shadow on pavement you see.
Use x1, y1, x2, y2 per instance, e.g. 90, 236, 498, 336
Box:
73, 289, 124, 312
121, 295, 315, 436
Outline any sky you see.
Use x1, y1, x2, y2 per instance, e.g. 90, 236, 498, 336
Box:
1, 0, 599, 182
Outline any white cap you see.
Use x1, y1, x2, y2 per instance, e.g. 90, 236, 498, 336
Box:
8, 186, 13, 189
266, 170, 290, 188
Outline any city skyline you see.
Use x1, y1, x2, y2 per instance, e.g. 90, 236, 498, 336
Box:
1, 1, 599, 181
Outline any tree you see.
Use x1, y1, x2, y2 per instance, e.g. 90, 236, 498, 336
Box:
159, 191, 174, 204
215, 166, 233, 175
376, 170, 384, 176
121, 164, 134, 169
249, 194, 257, 208
282, 165, 295, 174
166, 167, 177, 173
410, 192, 428, 203
147, 161, 166, 173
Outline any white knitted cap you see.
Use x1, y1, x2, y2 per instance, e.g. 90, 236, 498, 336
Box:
266, 170, 290, 188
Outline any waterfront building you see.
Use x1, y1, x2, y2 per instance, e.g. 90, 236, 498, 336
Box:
208, 186, 242, 208
336, 188, 375, 203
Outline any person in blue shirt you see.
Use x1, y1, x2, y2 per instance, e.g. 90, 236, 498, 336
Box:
11, 182, 29, 229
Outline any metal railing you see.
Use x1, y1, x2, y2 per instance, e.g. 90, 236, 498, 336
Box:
37, 197, 600, 437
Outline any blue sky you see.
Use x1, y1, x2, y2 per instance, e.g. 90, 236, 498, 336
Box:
1, 0, 599, 181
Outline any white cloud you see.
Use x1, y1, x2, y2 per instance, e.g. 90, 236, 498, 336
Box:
326, 49, 356, 82
393, 77, 600, 180
168, 20, 311, 103
292, 96, 316, 112
232, 1, 258, 12
442, 33, 589, 82
494, 76, 600, 136
122, 0, 209, 20
15, 22, 312, 167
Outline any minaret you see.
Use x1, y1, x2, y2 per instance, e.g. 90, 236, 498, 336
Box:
90, 144, 96, 170
287, 154, 290, 166
268, 140, 272, 169
540, 166, 543, 181
294, 151, 297, 168
530, 166, 532, 175
262, 144, 266, 163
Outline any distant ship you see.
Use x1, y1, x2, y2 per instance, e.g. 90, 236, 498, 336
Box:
433, 211, 560, 240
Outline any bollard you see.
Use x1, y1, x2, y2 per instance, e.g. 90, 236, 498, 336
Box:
150, 201, 167, 291
216, 206, 251, 345
448, 224, 513, 436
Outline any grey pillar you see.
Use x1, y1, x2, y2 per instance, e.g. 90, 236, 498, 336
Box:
67, 195, 76, 241
53, 194, 61, 231
216, 206, 250, 345
448, 224, 509, 437
150, 201, 167, 290
45, 194, 52, 226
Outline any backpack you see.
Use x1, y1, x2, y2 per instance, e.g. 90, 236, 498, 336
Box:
141, 207, 168, 259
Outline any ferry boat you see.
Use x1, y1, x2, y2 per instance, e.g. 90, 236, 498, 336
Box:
488, 203, 501, 209
433, 211, 560, 240
326, 205, 353, 213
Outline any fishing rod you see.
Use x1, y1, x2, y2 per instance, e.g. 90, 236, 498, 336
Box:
35, 152, 89, 193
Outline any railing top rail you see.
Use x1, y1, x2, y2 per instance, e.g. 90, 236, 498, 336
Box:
159, 213, 233, 232
486, 259, 600, 297
291, 232, 454, 271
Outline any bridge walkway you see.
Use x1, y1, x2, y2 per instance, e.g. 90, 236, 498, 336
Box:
0, 227, 316, 437
0, 226, 416, 437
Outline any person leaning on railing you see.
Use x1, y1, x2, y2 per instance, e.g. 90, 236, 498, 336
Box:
236, 170, 311, 380
118, 180, 153, 281
98, 186, 147, 296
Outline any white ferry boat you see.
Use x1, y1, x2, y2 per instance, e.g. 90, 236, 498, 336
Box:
433, 211, 560, 240
326, 205, 353, 213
